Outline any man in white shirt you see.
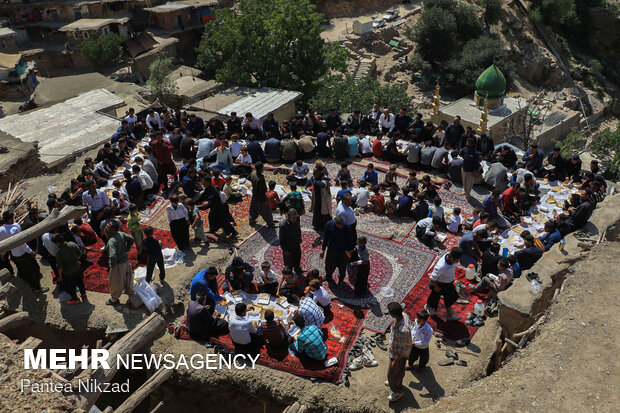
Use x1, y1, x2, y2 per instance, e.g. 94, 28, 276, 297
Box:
131, 164, 154, 193
406, 141, 421, 165
426, 247, 463, 321
242, 112, 263, 138
336, 193, 357, 240
408, 309, 433, 370
415, 216, 441, 249
145, 109, 162, 130
229, 303, 263, 353
81, 180, 110, 236
124, 107, 137, 128
1, 211, 48, 293
378, 109, 395, 134
355, 181, 370, 208
166, 195, 190, 250
359, 136, 373, 157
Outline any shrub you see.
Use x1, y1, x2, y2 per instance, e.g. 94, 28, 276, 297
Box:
481, 0, 503, 25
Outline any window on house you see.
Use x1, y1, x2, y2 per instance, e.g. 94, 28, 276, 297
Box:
73, 31, 80, 39
83, 31, 89, 39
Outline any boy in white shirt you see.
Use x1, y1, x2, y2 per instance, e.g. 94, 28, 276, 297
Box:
446, 207, 462, 234
308, 279, 330, 308
229, 135, 243, 158
258, 261, 279, 295
408, 309, 433, 370
355, 180, 370, 209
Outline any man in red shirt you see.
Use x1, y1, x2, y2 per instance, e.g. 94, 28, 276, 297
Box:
501, 183, 522, 216
151, 132, 177, 190
266, 181, 281, 211
372, 138, 383, 158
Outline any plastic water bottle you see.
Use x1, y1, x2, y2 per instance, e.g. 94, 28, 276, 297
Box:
559, 238, 566, 251
465, 264, 476, 280
474, 299, 485, 317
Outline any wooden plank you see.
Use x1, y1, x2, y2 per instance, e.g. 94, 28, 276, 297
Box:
0, 311, 29, 333
0, 283, 17, 300
19, 336, 42, 350
0, 268, 10, 282
114, 368, 173, 413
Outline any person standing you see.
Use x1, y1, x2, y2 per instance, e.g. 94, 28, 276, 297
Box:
320, 216, 355, 285
460, 137, 480, 199
105, 221, 135, 305
166, 195, 191, 250
408, 309, 432, 371
336, 193, 357, 241
151, 131, 177, 191
248, 162, 275, 228
143, 226, 165, 283
198, 178, 237, 238
426, 247, 463, 322
386, 301, 412, 402
0, 212, 48, 293
308, 165, 332, 231
279, 209, 303, 274
53, 234, 85, 304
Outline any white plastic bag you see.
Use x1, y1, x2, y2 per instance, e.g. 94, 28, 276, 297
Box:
380, 286, 394, 298
134, 279, 163, 312
529, 279, 542, 295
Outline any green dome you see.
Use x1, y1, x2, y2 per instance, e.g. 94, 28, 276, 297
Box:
475, 64, 506, 99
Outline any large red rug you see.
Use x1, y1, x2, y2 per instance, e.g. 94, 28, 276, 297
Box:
82, 227, 176, 293
175, 302, 367, 383
237, 216, 437, 333
401, 266, 486, 341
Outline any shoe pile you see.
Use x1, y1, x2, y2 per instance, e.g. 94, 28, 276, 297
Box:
347, 336, 379, 371
485, 298, 499, 317
525, 272, 542, 283
465, 312, 485, 326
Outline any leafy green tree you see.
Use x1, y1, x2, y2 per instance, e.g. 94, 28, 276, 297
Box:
558, 127, 588, 156
530, 0, 578, 28
590, 126, 620, 175
196, 0, 346, 97
308, 75, 410, 115
146, 55, 177, 104
406, 7, 457, 62
480, 0, 503, 25
80, 33, 123, 67
453, 3, 484, 41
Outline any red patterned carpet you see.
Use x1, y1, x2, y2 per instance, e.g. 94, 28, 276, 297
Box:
401, 266, 486, 340
82, 227, 176, 293
175, 304, 367, 383
237, 216, 437, 333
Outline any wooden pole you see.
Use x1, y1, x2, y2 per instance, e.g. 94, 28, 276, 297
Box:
149, 401, 164, 413
0, 283, 17, 300
114, 368, 173, 413
494, 338, 502, 371
76, 313, 166, 411
0, 311, 29, 333
0, 206, 87, 255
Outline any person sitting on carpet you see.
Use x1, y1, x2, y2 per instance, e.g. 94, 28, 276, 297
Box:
257, 261, 279, 296
405, 170, 420, 194
289, 313, 327, 361
446, 207, 462, 234
415, 216, 441, 249
369, 186, 386, 213
363, 163, 379, 186
428, 197, 445, 225
468, 257, 513, 299
480, 242, 501, 277
308, 279, 331, 309
411, 193, 429, 221
458, 228, 488, 269
261, 310, 290, 349
190, 267, 222, 301
397, 188, 414, 218
540, 220, 562, 251
187, 288, 229, 341
224, 256, 255, 292
230, 303, 263, 354
426, 247, 463, 321
223, 176, 243, 203
355, 180, 370, 210
380, 164, 399, 191
276, 267, 304, 299
514, 234, 543, 271
288, 294, 324, 327
421, 175, 438, 201
336, 162, 353, 187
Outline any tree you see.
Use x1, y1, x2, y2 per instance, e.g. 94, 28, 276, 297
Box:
406, 7, 457, 62
80, 33, 123, 67
589, 126, 620, 175
196, 0, 346, 98
146, 55, 177, 104
453, 3, 484, 41
530, 0, 578, 28
480, 0, 503, 25
308, 75, 410, 115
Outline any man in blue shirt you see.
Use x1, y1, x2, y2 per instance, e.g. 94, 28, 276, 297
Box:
320, 216, 355, 285
290, 314, 327, 360
459, 137, 480, 198
246, 135, 265, 163
397, 188, 414, 217
190, 267, 223, 301
347, 135, 360, 157
540, 221, 562, 250
262, 112, 280, 138
264, 135, 281, 163
363, 164, 379, 186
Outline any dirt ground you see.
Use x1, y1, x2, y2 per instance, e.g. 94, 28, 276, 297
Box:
419, 241, 620, 412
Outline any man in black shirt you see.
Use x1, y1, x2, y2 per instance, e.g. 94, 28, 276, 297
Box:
566, 190, 595, 231
514, 235, 543, 271
384, 135, 403, 163
206, 117, 225, 137
332, 130, 349, 160
179, 135, 196, 160
187, 288, 229, 341
394, 108, 412, 139
227, 112, 242, 135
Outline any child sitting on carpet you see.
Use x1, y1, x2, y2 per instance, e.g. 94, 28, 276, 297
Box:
336, 162, 352, 186
370, 186, 386, 213
304, 269, 322, 285
463, 207, 481, 231
447, 207, 462, 234
380, 164, 399, 191
363, 163, 378, 186
385, 189, 399, 217
421, 175, 438, 200
336, 180, 352, 203
223, 176, 243, 203
266, 180, 281, 211
261, 310, 289, 348
308, 278, 331, 308
185, 198, 210, 246
429, 197, 445, 224
112, 190, 129, 214
276, 266, 304, 299
405, 170, 419, 194
508, 254, 521, 279
211, 170, 226, 190
355, 180, 370, 210
257, 261, 279, 296
281, 183, 305, 215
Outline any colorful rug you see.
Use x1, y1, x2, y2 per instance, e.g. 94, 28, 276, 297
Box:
437, 187, 474, 218
82, 227, 176, 293
401, 266, 487, 340
237, 216, 437, 332
175, 304, 366, 383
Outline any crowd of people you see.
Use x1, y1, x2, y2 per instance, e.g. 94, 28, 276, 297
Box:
0, 102, 609, 402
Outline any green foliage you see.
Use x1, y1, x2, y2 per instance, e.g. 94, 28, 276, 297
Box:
80, 33, 122, 67
146, 55, 177, 103
558, 127, 588, 157
530, 0, 578, 28
480, 0, 503, 25
308, 75, 410, 115
590, 126, 620, 175
196, 0, 345, 98
445, 37, 514, 90
406, 7, 457, 62
453, 3, 484, 41
409, 52, 432, 73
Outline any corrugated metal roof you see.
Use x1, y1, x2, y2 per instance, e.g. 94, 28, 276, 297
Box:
59, 18, 130, 32
217, 87, 301, 119
145, 3, 192, 12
